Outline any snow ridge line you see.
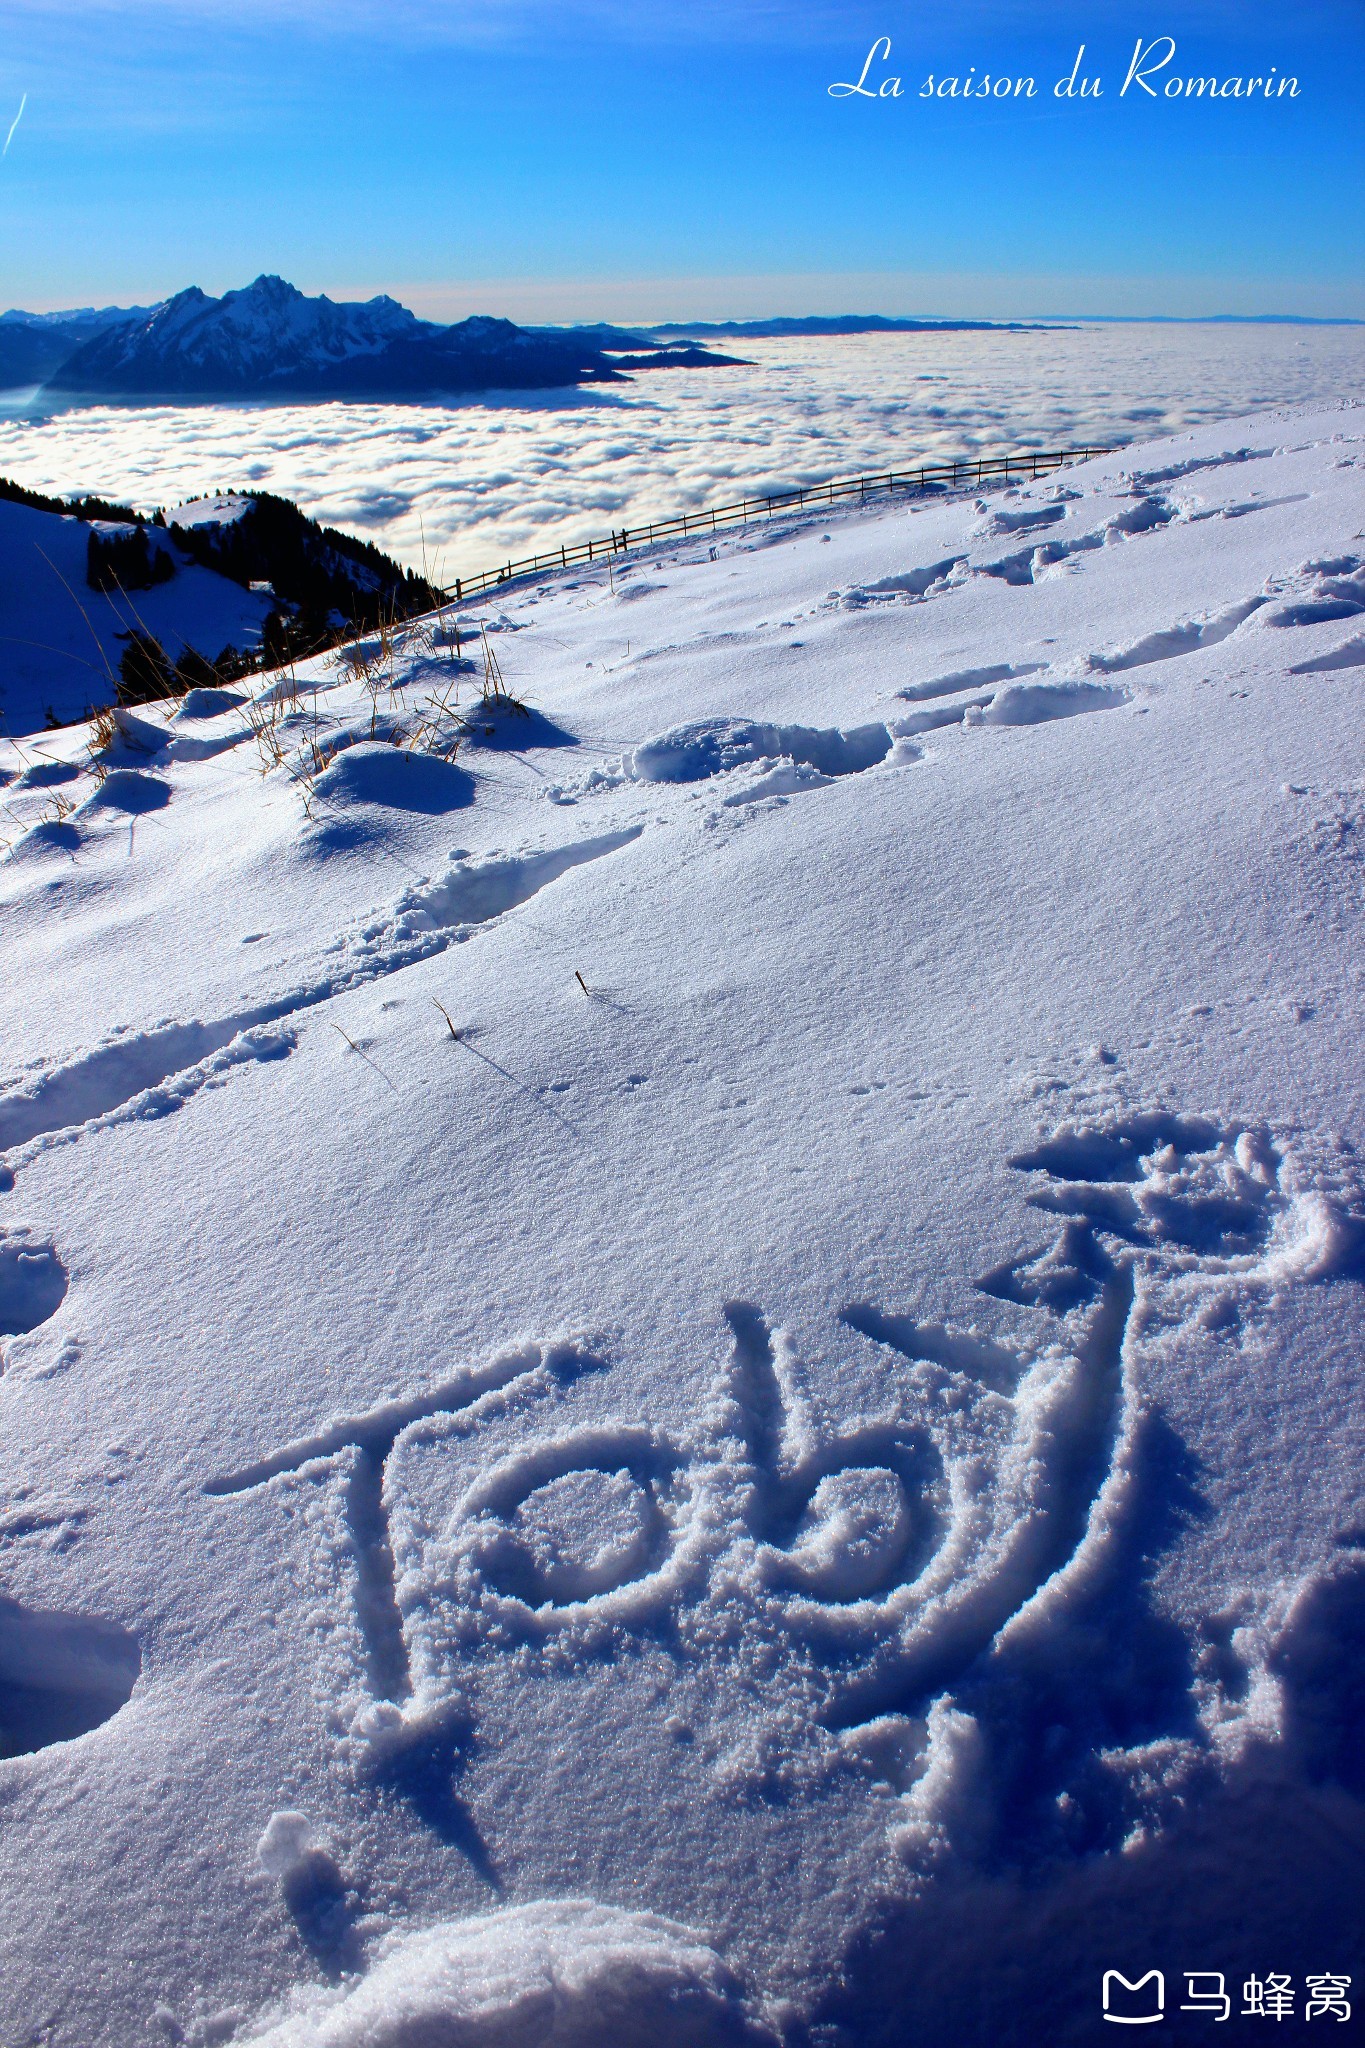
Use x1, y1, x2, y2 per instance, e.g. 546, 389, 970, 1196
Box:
0, 826, 644, 1172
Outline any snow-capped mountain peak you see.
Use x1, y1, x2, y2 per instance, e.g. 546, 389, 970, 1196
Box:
58, 276, 429, 393
39, 276, 722, 399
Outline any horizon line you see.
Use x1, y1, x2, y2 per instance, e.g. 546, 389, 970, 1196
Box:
4, 279, 1363, 331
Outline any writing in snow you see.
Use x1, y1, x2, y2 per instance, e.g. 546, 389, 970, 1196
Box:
829, 36, 1301, 102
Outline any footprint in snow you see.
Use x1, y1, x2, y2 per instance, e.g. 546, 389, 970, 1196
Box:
0, 1595, 141, 1758
0, 1230, 68, 1353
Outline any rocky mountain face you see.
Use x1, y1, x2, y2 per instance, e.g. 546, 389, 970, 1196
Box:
24, 275, 736, 398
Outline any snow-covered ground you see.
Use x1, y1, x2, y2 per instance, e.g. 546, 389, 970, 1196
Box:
1, 324, 1361, 579
0, 406, 1362, 2046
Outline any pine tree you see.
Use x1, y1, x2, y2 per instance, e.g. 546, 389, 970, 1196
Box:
117, 632, 174, 706
173, 646, 221, 692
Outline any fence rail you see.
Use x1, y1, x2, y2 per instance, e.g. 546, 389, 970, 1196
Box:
441, 444, 1114, 604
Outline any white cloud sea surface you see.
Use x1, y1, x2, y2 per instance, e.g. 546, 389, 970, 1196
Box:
0, 324, 1359, 584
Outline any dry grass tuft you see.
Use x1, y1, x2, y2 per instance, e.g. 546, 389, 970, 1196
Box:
479, 627, 528, 715
432, 998, 461, 1042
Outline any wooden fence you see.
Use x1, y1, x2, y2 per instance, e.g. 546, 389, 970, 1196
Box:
441, 444, 1114, 603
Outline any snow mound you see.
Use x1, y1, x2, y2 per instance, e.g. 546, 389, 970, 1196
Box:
14, 757, 80, 790
722, 760, 835, 804
1289, 634, 1365, 675
243, 1901, 772, 2048
174, 685, 247, 719
312, 742, 475, 815
1266, 556, 1365, 628
897, 660, 1046, 703
976, 499, 1069, 537
627, 716, 891, 784
79, 769, 172, 814
394, 828, 643, 933
967, 679, 1130, 726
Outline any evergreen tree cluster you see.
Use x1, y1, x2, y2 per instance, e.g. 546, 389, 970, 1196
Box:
87, 525, 177, 593
115, 632, 244, 707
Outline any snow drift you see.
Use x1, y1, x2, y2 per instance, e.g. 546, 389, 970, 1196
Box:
243, 1901, 771, 2047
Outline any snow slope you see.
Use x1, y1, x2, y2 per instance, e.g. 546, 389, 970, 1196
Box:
0, 496, 274, 727
0, 407, 1362, 2046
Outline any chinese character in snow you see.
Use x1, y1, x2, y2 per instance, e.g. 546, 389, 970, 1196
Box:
1243, 1974, 1296, 2020
1181, 1972, 1230, 2021
1306, 1975, 1352, 2022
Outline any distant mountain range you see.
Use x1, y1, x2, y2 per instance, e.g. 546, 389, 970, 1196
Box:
648, 315, 1061, 339
650, 312, 1362, 338
0, 302, 156, 387
4, 283, 1356, 401
0, 276, 742, 400
1059, 313, 1364, 326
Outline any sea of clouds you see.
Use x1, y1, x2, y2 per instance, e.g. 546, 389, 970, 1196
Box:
0, 324, 1359, 582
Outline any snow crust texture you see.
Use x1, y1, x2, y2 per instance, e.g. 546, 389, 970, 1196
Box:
0, 405, 1362, 2046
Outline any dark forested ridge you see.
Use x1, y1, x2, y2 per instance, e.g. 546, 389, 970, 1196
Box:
0, 473, 145, 524
166, 492, 436, 620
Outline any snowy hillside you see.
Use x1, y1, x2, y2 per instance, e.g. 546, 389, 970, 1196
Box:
0, 487, 438, 729
0, 407, 1362, 2046
0, 494, 276, 727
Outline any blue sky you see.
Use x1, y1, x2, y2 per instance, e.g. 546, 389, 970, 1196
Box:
0, 0, 1361, 320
